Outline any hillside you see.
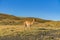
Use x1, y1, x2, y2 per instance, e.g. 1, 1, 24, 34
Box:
0, 13, 60, 40
0, 13, 52, 25
0, 13, 60, 27
0, 13, 60, 28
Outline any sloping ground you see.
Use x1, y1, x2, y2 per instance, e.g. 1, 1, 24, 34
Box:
0, 13, 59, 26
0, 13, 23, 25
0, 13, 60, 40
0, 13, 52, 25
0, 13, 22, 20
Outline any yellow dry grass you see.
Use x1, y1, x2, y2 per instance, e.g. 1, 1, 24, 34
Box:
0, 24, 60, 36
0, 25, 39, 36
0, 25, 60, 40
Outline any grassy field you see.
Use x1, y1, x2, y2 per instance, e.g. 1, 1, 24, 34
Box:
0, 14, 60, 40
0, 25, 60, 40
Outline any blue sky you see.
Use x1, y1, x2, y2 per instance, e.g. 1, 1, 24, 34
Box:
0, 0, 60, 20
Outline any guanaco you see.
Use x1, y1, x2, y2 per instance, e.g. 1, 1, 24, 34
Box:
24, 19, 35, 27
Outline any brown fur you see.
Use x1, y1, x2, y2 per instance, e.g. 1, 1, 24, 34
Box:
24, 19, 35, 27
